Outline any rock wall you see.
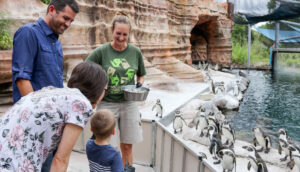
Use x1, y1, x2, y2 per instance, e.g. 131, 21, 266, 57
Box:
0, 0, 233, 105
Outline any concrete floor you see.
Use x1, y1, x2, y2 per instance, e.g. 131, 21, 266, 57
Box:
67, 151, 154, 172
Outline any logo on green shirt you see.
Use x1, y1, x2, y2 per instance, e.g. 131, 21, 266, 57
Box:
126, 69, 135, 79
110, 75, 120, 85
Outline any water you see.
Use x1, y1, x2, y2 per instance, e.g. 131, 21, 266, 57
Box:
225, 68, 300, 145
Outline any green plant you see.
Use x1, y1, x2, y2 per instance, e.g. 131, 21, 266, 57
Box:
0, 11, 13, 50
0, 31, 13, 50
41, 0, 51, 4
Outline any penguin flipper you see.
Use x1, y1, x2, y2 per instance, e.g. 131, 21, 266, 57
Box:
247, 161, 251, 171
152, 105, 155, 111
278, 145, 282, 155
253, 138, 257, 147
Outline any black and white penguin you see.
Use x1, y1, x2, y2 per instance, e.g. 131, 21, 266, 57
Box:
215, 81, 225, 94
173, 110, 186, 134
242, 145, 268, 172
209, 132, 223, 164
252, 127, 272, 153
188, 111, 201, 130
277, 128, 293, 161
198, 111, 209, 137
221, 120, 235, 148
208, 115, 220, 134
217, 148, 236, 172
152, 99, 163, 118
287, 143, 300, 171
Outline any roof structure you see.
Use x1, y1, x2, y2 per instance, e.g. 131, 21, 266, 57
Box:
233, 0, 300, 24
254, 26, 300, 43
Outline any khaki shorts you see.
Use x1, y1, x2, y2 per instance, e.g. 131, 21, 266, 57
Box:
97, 101, 143, 146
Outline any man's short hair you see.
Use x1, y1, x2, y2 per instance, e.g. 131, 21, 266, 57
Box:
47, 0, 79, 14
91, 109, 115, 139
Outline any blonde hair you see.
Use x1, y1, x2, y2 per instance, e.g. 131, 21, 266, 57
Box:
90, 109, 115, 139
111, 11, 131, 31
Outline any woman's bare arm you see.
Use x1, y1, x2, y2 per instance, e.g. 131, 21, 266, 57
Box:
50, 124, 83, 172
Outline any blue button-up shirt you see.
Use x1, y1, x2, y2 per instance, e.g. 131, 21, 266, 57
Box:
12, 18, 64, 103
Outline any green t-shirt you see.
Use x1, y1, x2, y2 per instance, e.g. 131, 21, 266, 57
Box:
86, 43, 146, 102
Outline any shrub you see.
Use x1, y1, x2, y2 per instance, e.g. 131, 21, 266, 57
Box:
41, 0, 51, 4
0, 31, 13, 50
0, 11, 13, 50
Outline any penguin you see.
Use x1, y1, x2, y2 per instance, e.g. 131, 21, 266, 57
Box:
242, 145, 268, 172
209, 131, 223, 164
221, 120, 235, 148
215, 81, 225, 94
287, 144, 300, 171
252, 127, 272, 153
198, 111, 209, 137
217, 148, 236, 172
172, 110, 187, 134
208, 115, 220, 134
277, 128, 293, 161
152, 99, 163, 118
188, 111, 201, 130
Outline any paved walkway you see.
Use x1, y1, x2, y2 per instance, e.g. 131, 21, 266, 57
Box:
67, 151, 154, 172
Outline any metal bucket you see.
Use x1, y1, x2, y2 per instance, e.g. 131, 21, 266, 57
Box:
121, 85, 150, 101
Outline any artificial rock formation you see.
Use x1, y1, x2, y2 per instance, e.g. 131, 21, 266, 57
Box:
0, 0, 233, 105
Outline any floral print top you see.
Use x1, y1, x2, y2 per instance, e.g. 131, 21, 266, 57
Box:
0, 86, 93, 172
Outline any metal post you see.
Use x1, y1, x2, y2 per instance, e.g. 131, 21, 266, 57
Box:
181, 148, 186, 172
247, 24, 251, 67
151, 120, 156, 168
273, 21, 280, 72
169, 139, 174, 172
160, 130, 165, 172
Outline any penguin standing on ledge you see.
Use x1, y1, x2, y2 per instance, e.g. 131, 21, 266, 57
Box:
253, 127, 272, 153
198, 111, 208, 137
277, 128, 292, 161
173, 110, 186, 134
287, 144, 300, 171
217, 148, 236, 172
242, 145, 268, 172
221, 120, 235, 148
209, 132, 223, 164
152, 99, 163, 118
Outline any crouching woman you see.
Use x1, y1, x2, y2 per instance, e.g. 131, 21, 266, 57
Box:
0, 62, 108, 172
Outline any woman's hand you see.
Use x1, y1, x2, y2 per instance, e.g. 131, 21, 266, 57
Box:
50, 124, 83, 172
136, 76, 144, 88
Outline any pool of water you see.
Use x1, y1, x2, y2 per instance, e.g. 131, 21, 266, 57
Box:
225, 68, 300, 145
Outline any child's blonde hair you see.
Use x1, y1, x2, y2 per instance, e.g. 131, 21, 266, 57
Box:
90, 109, 115, 139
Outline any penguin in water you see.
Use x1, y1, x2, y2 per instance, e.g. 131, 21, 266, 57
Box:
172, 109, 187, 134
221, 120, 235, 148
217, 148, 236, 172
209, 131, 223, 164
242, 145, 268, 172
152, 99, 163, 118
277, 128, 293, 161
253, 127, 272, 153
287, 144, 300, 171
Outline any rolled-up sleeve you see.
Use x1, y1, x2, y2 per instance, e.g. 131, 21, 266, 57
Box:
12, 26, 37, 83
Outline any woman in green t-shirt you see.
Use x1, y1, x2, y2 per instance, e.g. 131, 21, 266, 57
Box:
86, 13, 146, 172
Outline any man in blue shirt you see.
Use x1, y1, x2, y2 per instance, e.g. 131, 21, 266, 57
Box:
12, 0, 78, 103
11, 0, 79, 171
